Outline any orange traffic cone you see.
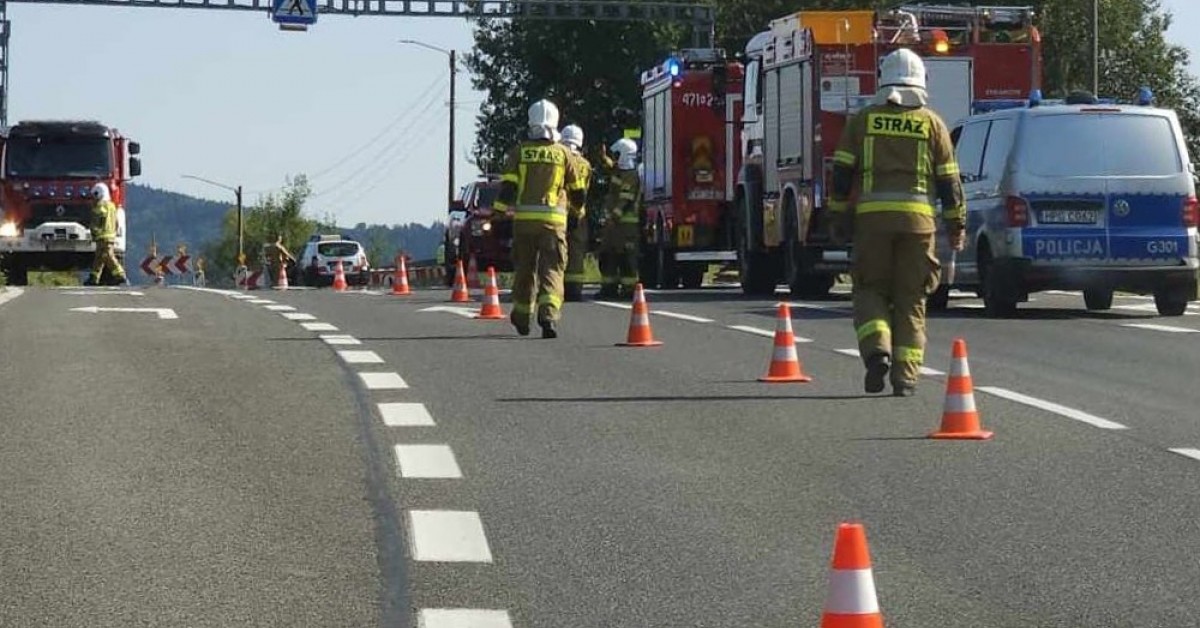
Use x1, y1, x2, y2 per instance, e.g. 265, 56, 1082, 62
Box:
466, 253, 481, 290
616, 283, 663, 347
274, 263, 288, 290
475, 266, 505, 320
332, 259, 348, 292
821, 522, 884, 628
930, 338, 993, 440
450, 259, 471, 303
758, 303, 812, 383
391, 255, 411, 296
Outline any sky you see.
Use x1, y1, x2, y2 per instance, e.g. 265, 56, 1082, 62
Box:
8, 1, 1200, 229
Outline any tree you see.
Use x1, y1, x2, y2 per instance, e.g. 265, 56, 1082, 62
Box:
204, 175, 318, 284
466, 12, 686, 168
1033, 0, 1200, 157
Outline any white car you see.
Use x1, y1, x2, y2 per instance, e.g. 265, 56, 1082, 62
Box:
294, 235, 370, 287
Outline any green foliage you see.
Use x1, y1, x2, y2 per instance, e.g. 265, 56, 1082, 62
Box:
28, 271, 80, 287
203, 175, 318, 281
466, 13, 686, 169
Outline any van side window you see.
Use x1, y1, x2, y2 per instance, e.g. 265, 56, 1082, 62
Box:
953, 120, 989, 182
980, 118, 1015, 182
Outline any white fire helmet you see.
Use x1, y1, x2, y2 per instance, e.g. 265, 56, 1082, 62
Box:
561, 124, 584, 152
878, 48, 926, 90
527, 99, 561, 141
610, 138, 638, 170
91, 182, 111, 202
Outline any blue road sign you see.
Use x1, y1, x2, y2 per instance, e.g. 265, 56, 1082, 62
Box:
272, 0, 316, 26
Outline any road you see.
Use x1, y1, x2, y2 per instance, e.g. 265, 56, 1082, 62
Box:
2, 281, 1200, 627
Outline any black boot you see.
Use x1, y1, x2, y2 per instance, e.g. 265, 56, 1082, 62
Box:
864, 354, 890, 394
540, 319, 557, 339
892, 383, 917, 397
509, 312, 530, 336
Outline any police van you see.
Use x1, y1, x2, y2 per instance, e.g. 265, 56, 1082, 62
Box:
931, 88, 1199, 316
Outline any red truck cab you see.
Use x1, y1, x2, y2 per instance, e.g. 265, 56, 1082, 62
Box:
0, 120, 140, 285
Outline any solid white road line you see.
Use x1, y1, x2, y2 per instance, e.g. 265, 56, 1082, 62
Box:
283, 312, 318, 321
362, 373, 410, 391
265, 304, 297, 311
338, 350, 384, 364
593, 301, 633, 310
378, 402, 433, 425
321, 334, 362, 346
1168, 448, 1200, 462
727, 324, 813, 343
395, 444, 462, 478
1121, 323, 1199, 333
408, 510, 493, 563
976, 386, 1128, 430
834, 348, 944, 376
418, 609, 513, 628
654, 310, 715, 323
0, 287, 25, 307
248, 299, 275, 304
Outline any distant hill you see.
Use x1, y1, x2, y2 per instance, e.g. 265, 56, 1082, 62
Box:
124, 184, 446, 263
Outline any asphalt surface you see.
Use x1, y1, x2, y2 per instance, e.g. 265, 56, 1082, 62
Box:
4, 280, 1200, 626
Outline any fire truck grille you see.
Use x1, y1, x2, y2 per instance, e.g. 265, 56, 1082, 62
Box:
28, 202, 92, 227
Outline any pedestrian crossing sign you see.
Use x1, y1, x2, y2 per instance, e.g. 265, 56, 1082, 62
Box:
272, 0, 317, 27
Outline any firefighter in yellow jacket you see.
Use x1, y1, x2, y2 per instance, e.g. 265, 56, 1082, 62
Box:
494, 99, 588, 338
597, 138, 642, 299
560, 124, 593, 302
828, 48, 966, 397
86, 182, 127, 286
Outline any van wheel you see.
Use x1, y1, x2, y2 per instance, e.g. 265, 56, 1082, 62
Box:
1154, 286, 1190, 316
979, 250, 1017, 317
928, 284, 950, 311
1083, 288, 1113, 311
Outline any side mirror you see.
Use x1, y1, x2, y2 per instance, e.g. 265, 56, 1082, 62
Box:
128, 141, 141, 156
129, 157, 142, 178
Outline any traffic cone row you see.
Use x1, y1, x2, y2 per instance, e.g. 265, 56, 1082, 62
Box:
391, 255, 411, 296
475, 266, 505, 320
450, 259, 471, 303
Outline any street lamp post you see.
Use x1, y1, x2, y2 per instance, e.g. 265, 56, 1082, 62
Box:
399, 39, 457, 208
181, 174, 244, 266
1093, 0, 1099, 95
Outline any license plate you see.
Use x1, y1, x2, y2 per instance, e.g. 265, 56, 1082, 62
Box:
1039, 209, 1097, 224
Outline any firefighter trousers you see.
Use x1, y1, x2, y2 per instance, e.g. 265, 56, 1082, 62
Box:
850, 222, 941, 387
511, 221, 568, 325
90, 240, 126, 283
599, 221, 639, 296
564, 220, 589, 300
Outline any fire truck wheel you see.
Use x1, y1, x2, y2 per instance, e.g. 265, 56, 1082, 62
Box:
680, 266, 705, 290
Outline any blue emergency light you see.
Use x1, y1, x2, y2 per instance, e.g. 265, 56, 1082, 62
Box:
1137, 86, 1154, 106
665, 57, 681, 78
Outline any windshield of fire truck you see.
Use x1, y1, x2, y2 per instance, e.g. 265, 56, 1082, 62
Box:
4, 136, 113, 178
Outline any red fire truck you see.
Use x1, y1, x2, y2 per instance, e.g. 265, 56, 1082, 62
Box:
637, 48, 744, 289
0, 120, 141, 285
735, 5, 1042, 296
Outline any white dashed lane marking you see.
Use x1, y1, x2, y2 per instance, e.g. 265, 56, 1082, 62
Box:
362, 373, 410, 390
976, 386, 1128, 430
248, 299, 275, 304
408, 510, 493, 563
301, 322, 339, 332
834, 348, 944, 376
378, 402, 433, 425
1169, 448, 1200, 462
417, 609, 513, 628
338, 350, 384, 364
283, 312, 317, 321
1121, 323, 1199, 333
321, 334, 362, 346
727, 324, 813, 343
654, 310, 715, 323
265, 304, 296, 311
395, 445, 462, 478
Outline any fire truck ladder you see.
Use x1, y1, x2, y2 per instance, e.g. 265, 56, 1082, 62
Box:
0, 0, 715, 126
